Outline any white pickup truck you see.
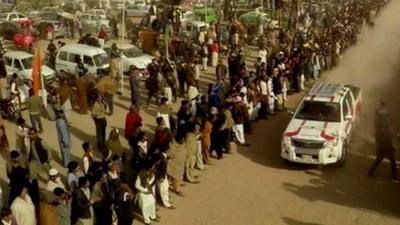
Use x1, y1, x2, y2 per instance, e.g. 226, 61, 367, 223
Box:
281, 83, 361, 166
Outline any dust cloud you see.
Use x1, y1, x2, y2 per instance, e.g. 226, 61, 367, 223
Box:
324, 0, 400, 142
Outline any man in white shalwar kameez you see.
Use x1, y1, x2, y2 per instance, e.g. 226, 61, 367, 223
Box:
232, 97, 247, 145
267, 76, 276, 114
157, 151, 173, 209
258, 47, 267, 64
135, 169, 157, 225
45, 168, 66, 192
157, 98, 172, 130
11, 187, 36, 225
194, 124, 204, 170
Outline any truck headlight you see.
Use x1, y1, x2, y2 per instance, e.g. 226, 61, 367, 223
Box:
282, 136, 291, 147
324, 139, 338, 148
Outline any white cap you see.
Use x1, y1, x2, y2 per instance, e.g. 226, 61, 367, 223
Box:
49, 168, 58, 176
210, 107, 218, 115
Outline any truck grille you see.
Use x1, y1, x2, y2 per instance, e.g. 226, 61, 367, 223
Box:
292, 139, 324, 149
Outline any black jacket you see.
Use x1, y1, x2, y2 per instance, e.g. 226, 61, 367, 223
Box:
72, 188, 92, 220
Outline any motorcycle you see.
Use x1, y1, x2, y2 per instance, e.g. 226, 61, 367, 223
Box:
0, 97, 16, 120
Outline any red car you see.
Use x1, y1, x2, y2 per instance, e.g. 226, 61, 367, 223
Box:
12, 20, 36, 49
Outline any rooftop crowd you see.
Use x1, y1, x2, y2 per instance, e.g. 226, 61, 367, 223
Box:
0, 0, 390, 224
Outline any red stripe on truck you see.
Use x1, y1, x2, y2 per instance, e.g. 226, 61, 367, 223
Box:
285, 120, 306, 137
320, 122, 335, 141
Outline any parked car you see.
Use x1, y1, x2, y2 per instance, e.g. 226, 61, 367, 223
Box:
4, 51, 56, 82
0, 21, 19, 40
111, 0, 124, 9
281, 83, 361, 166
0, 20, 39, 42
89, 9, 107, 19
0, 12, 30, 23
80, 13, 110, 28
42, 6, 62, 13
104, 43, 152, 76
125, 4, 149, 17
183, 21, 208, 39
136, 0, 146, 6
33, 12, 71, 38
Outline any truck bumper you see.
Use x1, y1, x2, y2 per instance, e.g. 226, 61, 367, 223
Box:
281, 145, 339, 165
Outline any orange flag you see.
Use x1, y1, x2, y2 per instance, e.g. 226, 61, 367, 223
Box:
32, 48, 41, 96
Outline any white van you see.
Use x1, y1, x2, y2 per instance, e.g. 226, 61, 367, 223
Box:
4, 51, 56, 82
55, 44, 110, 76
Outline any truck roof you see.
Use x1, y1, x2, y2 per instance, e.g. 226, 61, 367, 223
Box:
4, 51, 32, 59
58, 44, 106, 55
304, 82, 349, 103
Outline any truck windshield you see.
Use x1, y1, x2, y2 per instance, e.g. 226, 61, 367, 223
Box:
295, 101, 341, 122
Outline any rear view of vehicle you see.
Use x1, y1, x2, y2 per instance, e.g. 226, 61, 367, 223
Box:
281, 83, 361, 166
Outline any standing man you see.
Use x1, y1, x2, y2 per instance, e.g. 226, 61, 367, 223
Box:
28, 127, 53, 206
72, 177, 96, 225
216, 59, 227, 80
6, 150, 30, 206
128, 65, 141, 108
47, 39, 57, 69
53, 188, 72, 225
267, 75, 276, 115
220, 103, 234, 154
58, 79, 72, 124
76, 17, 83, 39
124, 105, 142, 140
97, 75, 117, 116
75, 76, 88, 114
26, 89, 43, 133
368, 101, 398, 180
55, 110, 71, 168
145, 71, 160, 107
92, 94, 107, 151
258, 47, 267, 64
109, 43, 120, 79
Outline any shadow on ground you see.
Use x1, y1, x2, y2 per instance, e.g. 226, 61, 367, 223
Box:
282, 217, 324, 225
236, 94, 400, 218
69, 125, 96, 143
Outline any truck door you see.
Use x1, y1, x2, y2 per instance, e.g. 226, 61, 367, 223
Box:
344, 90, 355, 123
343, 95, 353, 136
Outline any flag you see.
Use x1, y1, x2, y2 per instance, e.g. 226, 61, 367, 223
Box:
31, 48, 41, 96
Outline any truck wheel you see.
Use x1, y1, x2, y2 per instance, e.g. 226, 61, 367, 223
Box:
337, 143, 347, 167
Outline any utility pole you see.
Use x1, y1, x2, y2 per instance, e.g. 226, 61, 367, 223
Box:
120, 0, 126, 95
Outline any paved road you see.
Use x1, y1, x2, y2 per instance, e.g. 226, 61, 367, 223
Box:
3, 1, 400, 225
